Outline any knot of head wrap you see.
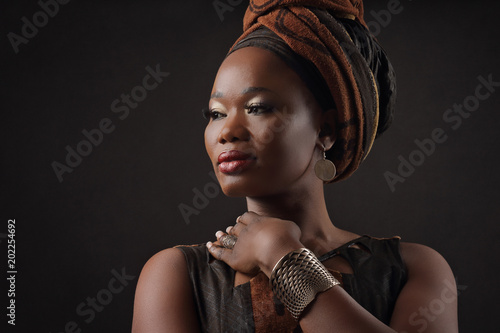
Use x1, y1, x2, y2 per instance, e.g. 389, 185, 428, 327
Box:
227, 0, 396, 183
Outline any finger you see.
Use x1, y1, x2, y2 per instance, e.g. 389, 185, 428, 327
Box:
215, 230, 226, 242
235, 214, 246, 225
238, 211, 261, 225
206, 241, 232, 263
225, 214, 248, 236
229, 221, 245, 236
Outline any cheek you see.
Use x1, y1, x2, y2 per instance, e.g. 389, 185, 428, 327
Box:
280, 124, 316, 170
204, 124, 218, 161
255, 114, 317, 177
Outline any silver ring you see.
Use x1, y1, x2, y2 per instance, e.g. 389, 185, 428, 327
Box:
221, 234, 237, 249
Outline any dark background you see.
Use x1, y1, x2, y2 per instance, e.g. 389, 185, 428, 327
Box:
1, 0, 499, 332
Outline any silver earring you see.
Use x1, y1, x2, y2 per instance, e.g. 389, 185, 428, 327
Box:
314, 146, 336, 182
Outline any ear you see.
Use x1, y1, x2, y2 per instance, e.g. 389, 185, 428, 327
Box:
316, 108, 336, 150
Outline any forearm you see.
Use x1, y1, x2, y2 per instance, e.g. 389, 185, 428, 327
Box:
299, 286, 396, 333
264, 246, 396, 333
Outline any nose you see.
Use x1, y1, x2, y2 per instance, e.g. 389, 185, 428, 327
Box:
217, 111, 250, 144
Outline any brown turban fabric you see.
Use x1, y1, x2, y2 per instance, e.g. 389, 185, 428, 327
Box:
227, 0, 396, 182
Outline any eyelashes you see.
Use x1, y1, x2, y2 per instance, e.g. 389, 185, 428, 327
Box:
201, 108, 212, 120
202, 103, 276, 120
202, 108, 225, 120
246, 102, 275, 115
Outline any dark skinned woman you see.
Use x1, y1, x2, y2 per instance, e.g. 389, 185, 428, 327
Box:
132, 1, 458, 332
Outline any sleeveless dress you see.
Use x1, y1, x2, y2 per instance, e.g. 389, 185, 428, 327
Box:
176, 235, 407, 332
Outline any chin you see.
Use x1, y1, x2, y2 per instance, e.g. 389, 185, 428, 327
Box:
215, 166, 292, 197
219, 179, 254, 197
219, 178, 281, 198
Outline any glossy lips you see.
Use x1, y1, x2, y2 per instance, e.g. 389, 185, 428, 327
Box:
218, 150, 255, 174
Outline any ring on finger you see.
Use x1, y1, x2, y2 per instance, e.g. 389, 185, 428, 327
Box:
220, 234, 237, 249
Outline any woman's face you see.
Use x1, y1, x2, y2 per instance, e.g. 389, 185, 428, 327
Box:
204, 46, 325, 197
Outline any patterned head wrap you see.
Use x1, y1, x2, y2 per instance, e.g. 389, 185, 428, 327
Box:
227, 0, 396, 182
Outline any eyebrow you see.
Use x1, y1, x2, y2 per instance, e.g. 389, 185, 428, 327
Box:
210, 91, 223, 99
241, 86, 273, 95
210, 86, 275, 99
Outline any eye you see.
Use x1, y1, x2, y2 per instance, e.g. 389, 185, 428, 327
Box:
245, 103, 275, 115
202, 108, 226, 120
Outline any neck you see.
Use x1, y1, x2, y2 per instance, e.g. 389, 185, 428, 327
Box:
245, 177, 339, 252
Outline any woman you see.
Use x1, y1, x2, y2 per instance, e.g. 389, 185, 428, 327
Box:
132, 0, 458, 332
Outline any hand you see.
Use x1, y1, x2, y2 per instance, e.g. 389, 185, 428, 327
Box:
206, 211, 304, 277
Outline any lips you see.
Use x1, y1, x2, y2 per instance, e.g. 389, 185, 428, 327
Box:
218, 150, 255, 174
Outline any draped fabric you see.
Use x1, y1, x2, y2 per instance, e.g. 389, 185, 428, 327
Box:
176, 235, 407, 332
227, 0, 396, 182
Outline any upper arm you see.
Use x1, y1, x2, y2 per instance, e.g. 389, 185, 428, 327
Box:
132, 248, 200, 333
390, 242, 458, 333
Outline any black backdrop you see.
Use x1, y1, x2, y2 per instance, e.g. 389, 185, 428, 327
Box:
2, 1, 499, 332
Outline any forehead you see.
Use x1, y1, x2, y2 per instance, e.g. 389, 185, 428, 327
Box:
212, 47, 303, 97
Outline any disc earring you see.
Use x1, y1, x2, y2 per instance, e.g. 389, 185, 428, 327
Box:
314, 146, 336, 182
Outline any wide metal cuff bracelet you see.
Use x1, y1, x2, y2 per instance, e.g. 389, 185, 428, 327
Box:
269, 248, 340, 320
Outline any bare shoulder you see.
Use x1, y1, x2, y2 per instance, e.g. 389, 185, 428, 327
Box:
132, 247, 200, 333
399, 241, 454, 278
389, 241, 458, 333
141, 247, 188, 277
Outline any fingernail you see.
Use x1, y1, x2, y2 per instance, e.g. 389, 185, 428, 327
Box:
206, 241, 212, 249
236, 215, 242, 222
226, 226, 233, 233
215, 230, 223, 238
